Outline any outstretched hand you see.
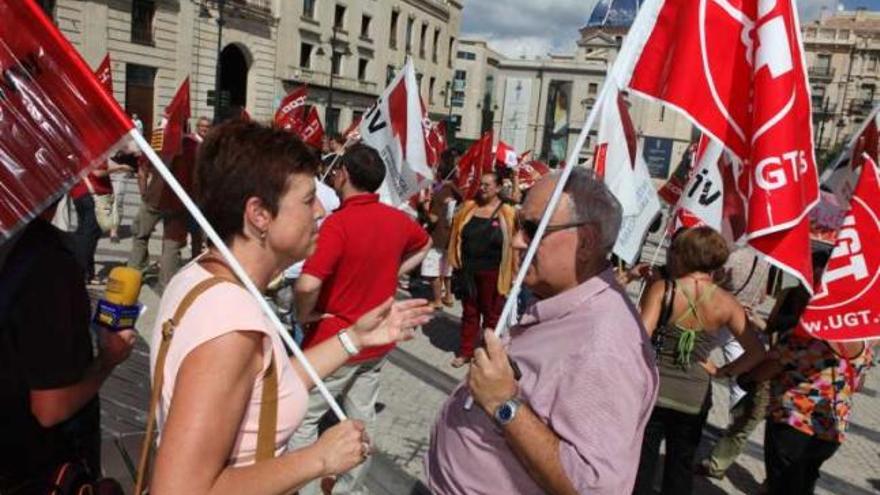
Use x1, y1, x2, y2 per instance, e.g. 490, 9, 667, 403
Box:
351, 297, 434, 349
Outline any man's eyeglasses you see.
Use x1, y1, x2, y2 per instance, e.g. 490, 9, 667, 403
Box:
517, 216, 589, 241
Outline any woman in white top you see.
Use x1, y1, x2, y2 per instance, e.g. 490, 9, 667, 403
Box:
149, 120, 432, 494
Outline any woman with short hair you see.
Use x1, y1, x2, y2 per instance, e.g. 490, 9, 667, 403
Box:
147, 120, 432, 494
633, 227, 766, 495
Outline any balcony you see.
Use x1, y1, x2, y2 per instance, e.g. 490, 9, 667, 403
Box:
293, 69, 379, 96
808, 66, 835, 80
225, 0, 274, 22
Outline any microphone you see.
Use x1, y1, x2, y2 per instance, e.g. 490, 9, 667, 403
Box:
94, 266, 143, 332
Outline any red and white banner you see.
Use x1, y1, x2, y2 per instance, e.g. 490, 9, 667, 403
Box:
457, 131, 494, 200
495, 140, 518, 169
614, 0, 820, 290
0, 1, 133, 241
594, 90, 642, 215
594, 88, 661, 264
94, 53, 113, 96
359, 58, 433, 205
423, 115, 446, 169
799, 154, 880, 342
658, 143, 697, 205
275, 86, 324, 148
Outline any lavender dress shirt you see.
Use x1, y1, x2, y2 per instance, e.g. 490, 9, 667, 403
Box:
425, 269, 659, 494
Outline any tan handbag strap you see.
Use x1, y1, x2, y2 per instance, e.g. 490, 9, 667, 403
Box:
134, 275, 280, 493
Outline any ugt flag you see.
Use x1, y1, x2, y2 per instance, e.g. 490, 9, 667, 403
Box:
275, 85, 325, 149
495, 140, 518, 169
0, 0, 132, 241
152, 78, 190, 161
359, 58, 432, 206
799, 154, 880, 342
615, 0, 819, 290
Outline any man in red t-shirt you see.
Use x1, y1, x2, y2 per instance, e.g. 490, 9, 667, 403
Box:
291, 144, 431, 495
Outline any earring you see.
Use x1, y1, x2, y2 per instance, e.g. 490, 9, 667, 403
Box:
259, 230, 267, 245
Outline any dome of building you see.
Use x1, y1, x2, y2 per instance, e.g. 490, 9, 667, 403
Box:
586, 0, 642, 28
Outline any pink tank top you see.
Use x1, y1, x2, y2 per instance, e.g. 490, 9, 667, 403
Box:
150, 261, 308, 466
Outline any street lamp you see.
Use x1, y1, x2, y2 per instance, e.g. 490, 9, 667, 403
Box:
443, 80, 455, 148
318, 26, 351, 134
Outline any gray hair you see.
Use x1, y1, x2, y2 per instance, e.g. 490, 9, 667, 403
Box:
549, 167, 622, 253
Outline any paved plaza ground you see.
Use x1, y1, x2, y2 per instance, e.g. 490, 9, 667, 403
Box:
93, 176, 880, 494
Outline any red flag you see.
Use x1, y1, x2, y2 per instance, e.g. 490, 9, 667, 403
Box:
658, 144, 696, 205
517, 160, 550, 189
275, 86, 308, 131
0, 1, 133, 240
424, 119, 447, 169
621, 0, 819, 289
799, 154, 880, 341
457, 131, 494, 199
94, 53, 113, 96
299, 107, 325, 149
342, 115, 362, 141
822, 112, 879, 207
157, 78, 191, 161
495, 140, 518, 169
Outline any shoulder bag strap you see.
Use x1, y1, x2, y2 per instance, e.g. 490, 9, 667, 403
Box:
134, 276, 229, 495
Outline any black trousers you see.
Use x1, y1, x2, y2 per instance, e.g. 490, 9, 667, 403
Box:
73, 195, 102, 280
764, 421, 840, 495
633, 405, 707, 495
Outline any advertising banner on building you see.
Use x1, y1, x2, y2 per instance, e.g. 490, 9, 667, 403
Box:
500, 78, 532, 153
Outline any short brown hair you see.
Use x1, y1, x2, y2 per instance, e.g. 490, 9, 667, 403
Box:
669, 226, 730, 274
195, 120, 319, 243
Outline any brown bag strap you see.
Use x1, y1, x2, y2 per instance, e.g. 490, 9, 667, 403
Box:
135, 275, 279, 493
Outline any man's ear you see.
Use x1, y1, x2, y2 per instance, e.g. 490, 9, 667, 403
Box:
577, 223, 600, 257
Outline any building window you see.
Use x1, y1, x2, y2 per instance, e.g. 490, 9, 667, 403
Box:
419, 23, 428, 58
358, 58, 368, 80
869, 55, 879, 72
360, 15, 371, 39
457, 51, 476, 60
125, 63, 156, 136
334, 4, 346, 30
448, 36, 456, 68
331, 51, 343, 76
131, 0, 156, 45
452, 69, 466, 106
386, 65, 396, 85
429, 76, 436, 104
588, 82, 598, 95
326, 107, 341, 134
389, 11, 399, 49
432, 28, 440, 63
303, 0, 316, 19
300, 42, 313, 68
405, 17, 414, 53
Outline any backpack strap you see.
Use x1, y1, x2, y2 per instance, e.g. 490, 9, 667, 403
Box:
134, 276, 279, 494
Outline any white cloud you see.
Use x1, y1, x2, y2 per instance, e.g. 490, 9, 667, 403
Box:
461, 0, 599, 58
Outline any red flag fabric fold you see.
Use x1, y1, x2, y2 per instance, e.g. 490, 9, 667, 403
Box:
0, 0, 133, 241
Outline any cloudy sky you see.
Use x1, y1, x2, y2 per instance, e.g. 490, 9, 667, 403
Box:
461, 0, 880, 59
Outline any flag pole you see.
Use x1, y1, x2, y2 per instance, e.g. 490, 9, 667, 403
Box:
129, 130, 348, 421
490, 81, 613, 338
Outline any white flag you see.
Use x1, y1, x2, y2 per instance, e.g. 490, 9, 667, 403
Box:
675, 135, 725, 232
358, 58, 432, 205
594, 87, 661, 264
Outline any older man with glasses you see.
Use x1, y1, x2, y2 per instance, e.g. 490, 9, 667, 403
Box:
425, 168, 659, 494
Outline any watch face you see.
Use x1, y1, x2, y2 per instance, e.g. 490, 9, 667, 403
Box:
498, 404, 513, 422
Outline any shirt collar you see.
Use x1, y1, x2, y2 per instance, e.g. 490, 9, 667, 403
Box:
340, 193, 379, 209
518, 268, 617, 326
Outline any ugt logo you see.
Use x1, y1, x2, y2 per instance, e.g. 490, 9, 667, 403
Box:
701, 0, 797, 148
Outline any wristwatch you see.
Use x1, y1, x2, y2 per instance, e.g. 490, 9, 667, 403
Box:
493, 398, 522, 426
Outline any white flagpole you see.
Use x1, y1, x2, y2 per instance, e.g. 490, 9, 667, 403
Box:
130, 130, 347, 421
490, 81, 614, 338
319, 134, 361, 182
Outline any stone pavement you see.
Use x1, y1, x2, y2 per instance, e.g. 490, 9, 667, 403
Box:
93, 177, 880, 494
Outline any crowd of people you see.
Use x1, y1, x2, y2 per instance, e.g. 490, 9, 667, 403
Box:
0, 117, 876, 495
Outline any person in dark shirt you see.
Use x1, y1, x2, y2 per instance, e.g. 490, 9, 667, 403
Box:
447, 172, 517, 367
0, 209, 135, 493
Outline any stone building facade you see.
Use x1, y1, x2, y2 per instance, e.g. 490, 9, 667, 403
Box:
38, 0, 461, 136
